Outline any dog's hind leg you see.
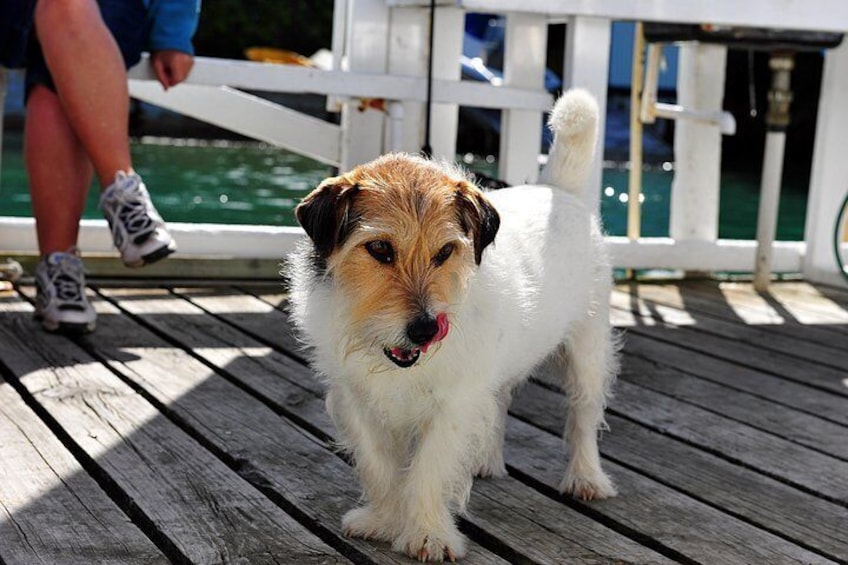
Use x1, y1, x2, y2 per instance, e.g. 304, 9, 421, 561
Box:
556, 309, 618, 500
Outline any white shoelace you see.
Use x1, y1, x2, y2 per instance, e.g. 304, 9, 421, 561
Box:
45, 254, 86, 307
106, 174, 157, 242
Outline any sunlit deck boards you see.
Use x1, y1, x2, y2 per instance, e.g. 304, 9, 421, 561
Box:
0, 279, 846, 564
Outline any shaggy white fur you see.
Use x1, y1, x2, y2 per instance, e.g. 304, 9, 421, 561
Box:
287, 88, 618, 562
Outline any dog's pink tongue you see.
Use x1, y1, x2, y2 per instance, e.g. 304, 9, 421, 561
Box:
420, 313, 450, 354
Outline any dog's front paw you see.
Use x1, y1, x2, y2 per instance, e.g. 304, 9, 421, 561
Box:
342, 505, 396, 542
559, 467, 617, 501
393, 524, 467, 562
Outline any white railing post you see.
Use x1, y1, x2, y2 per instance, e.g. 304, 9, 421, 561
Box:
427, 7, 464, 161
803, 40, 848, 287
340, 0, 390, 170
499, 13, 547, 185
563, 15, 612, 210
668, 44, 727, 248
386, 5, 463, 158
326, 0, 349, 114
387, 6, 429, 153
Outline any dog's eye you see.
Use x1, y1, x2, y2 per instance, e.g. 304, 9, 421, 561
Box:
365, 240, 395, 264
433, 243, 455, 266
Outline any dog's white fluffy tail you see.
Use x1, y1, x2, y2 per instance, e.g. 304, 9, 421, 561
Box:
539, 88, 599, 196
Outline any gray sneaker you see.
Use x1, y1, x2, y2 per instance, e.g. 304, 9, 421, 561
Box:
99, 171, 176, 268
34, 249, 96, 334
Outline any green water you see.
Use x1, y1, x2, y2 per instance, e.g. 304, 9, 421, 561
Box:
0, 133, 333, 228
0, 132, 808, 240
600, 165, 808, 240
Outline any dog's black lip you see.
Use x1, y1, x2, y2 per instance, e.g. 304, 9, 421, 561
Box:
383, 347, 420, 368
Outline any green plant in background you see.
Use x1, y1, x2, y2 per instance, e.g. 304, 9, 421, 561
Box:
193, 0, 334, 60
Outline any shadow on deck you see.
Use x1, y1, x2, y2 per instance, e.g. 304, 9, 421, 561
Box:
0, 279, 846, 564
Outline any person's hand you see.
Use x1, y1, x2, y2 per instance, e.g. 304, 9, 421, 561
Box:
151, 50, 194, 90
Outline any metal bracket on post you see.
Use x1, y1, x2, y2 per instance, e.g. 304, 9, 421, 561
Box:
640, 43, 736, 135
754, 53, 795, 291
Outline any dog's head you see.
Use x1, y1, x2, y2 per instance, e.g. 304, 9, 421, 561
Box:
295, 153, 499, 369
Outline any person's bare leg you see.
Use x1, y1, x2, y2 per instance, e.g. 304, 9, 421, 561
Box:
25, 85, 94, 256
33, 0, 132, 189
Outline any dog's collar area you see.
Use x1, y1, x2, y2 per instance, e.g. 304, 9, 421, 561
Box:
384, 346, 421, 368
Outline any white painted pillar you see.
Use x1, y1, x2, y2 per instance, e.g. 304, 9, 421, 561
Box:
669, 44, 727, 243
340, 0, 390, 170
754, 130, 787, 290
427, 7, 464, 161
387, 7, 429, 153
563, 16, 612, 210
326, 0, 349, 113
803, 41, 848, 287
499, 13, 547, 186
385, 5, 463, 160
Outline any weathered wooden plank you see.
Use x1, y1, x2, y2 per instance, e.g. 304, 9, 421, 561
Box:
537, 345, 848, 500
612, 284, 846, 356
685, 280, 848, 335
713, 280, 848, 316
610, 302, 848, 397
91, 287, 510, 564
605, 379, 848, 503
711, 281, 848, 323
503, 417, 836, 565
611, 288, 848, 374
1, 290, 348, 564
620, 332, 848, 427
700, 280, 848, 317
465, 480, 675, 565
509, 381, 848, 562
116, 287, 671, 564
538, 298, 848, 504
0, 369, 167, 565
193, 286, 310, 358
617, 354, 848, 459
617, 281, 785, 325
171, 287, 838, 564
616, 281, 848, 348
786, 282, 848, 307
175, 286, 303, 357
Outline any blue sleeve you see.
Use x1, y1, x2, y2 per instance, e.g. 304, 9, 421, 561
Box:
145, 0, 201, 55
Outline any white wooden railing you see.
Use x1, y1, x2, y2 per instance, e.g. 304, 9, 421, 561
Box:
1, 0, 847, 286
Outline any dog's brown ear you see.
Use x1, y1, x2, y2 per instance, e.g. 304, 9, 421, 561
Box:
455, 181, 500, 264
295, 177, 360, 258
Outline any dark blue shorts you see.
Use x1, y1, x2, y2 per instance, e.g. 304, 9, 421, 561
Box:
0, 0, 149, 102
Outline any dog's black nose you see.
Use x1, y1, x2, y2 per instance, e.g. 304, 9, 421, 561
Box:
407, 314, 439, 345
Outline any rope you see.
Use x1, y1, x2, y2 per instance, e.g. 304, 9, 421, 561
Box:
420, 0, 436, 157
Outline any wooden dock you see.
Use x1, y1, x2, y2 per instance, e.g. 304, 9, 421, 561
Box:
0, 279, 846, 564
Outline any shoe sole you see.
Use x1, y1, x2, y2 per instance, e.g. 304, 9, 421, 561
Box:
124, 242, 176, 269
40, 318, 96, 335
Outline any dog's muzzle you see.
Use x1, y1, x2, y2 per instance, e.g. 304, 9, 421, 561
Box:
384, 313, 450, 368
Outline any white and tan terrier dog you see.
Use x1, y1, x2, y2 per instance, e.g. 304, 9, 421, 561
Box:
288, 89, 618, 562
